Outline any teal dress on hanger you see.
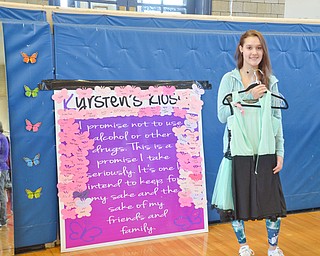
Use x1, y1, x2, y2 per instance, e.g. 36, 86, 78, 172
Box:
229, 90, 286, 221
211, 90, 286, 221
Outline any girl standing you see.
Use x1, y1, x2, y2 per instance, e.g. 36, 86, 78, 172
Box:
212, 30, 287, 256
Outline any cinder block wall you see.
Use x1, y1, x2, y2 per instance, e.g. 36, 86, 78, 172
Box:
0, 0, 46, 4
212, 0, 285, 18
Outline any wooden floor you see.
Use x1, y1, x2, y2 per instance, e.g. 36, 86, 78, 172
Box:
1, 210, 319, 256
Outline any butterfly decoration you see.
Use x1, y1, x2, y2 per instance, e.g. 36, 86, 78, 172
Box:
69, 221, 102, 242
148, 86, 163, 95
173, 107, 187, 118
25, 119, 42, 132
25, 187, 42, 199
177, 134, 190, 145
94, 86, 112, 96
189, 97, 204, 113
23, 153, 40, 167
73, 189, 89, 200
184, 119, 197, 131
24, 85, 39, 98
75, 198, 93, 209
177, 152, 192, 165
114, 85, 141, 97
138, 106, 161, 117
163, 86, 176, 96
172, 126, 186, 136
51, 88, 69, 103
135, 89, 150, 100
192, 83, 205, 95
175, 143, 189, 153
186, 113, 198, 122
160, 106, 173, 116
189, 173, 203, 182
61, 208, 77, 220
173, 209, 202, 230
178, 190, 193, 207
76, 88, 93, 99
21, 52, 38, 64
189, 156, 202, 166
76, 205, 93, 218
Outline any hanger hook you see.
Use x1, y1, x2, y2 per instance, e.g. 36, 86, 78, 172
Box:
247, 68, 263, 84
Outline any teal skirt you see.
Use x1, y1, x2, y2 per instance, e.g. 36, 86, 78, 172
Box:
211, 157, 234, 211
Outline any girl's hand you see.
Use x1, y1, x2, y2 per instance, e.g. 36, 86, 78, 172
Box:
250, 84, 267, 99
273, 156, 283, 174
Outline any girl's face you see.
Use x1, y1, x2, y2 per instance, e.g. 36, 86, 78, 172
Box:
239, 36, 263, 70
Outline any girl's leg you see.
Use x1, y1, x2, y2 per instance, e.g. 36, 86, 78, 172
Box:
0, 171, 7, 225
231, 220, 247, 245
266, 218, 281, 249
232, 220, 255, 255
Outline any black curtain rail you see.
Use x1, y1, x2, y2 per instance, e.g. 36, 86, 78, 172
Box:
39, 79, 212, 90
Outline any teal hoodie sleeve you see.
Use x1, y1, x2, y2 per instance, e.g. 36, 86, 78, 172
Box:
217, 70, 243, 154
270, 80, 285, 158
217, 72, 234, 124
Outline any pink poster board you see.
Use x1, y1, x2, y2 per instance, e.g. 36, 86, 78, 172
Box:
52, 83, 208, 252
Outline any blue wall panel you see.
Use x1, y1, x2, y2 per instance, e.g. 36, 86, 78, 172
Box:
0, 6, 46, 21
1, 8, 57, 248
53, 15, 320, 221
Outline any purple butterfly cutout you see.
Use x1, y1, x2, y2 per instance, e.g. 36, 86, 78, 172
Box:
73, 189, 89, 200
69, 221, 102, 242
174, 209, 202, 230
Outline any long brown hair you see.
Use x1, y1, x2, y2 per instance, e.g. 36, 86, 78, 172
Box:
235, 30, 272, 87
